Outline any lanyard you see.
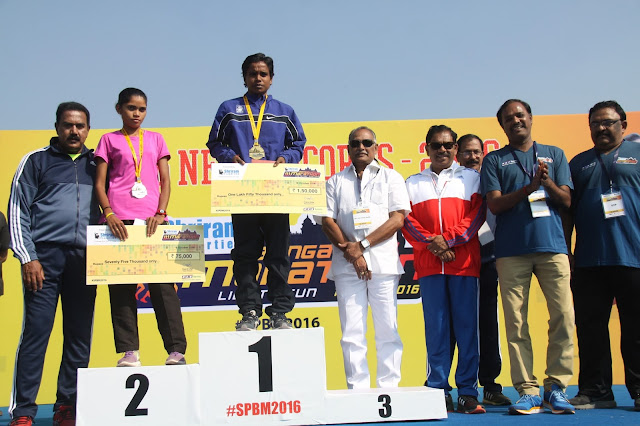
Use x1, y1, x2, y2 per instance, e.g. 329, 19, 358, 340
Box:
595, 142, 623, 191
243, 95, 268, 143
122, 129, 144, 183
430, 171, 450, 198
509, 141, 538, 181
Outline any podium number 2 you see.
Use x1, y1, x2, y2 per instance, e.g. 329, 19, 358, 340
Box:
248, 336, 273, 392
125, 374, 149, 416
378, 394, 392, 418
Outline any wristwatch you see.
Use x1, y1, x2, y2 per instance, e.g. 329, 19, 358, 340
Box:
156, 209, 167, 216
359, 238, 371, 250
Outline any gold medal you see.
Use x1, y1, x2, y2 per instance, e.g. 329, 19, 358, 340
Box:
248, 140, 266, 159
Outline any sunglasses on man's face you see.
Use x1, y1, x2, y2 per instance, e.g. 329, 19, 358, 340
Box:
349, 139, 375, 148
429, 142, 456, 150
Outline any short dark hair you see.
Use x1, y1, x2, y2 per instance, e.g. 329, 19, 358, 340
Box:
348, 126, 377, 143
116, 87, 147, 108
426, 124, 457, 145
496, 99, 532, 127
56, 102, 90, 126
242, 53, 274, 78
588, 100, 626, 122
457, 134, 482, 151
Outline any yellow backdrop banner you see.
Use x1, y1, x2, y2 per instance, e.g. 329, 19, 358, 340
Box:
0, 111, 637, 406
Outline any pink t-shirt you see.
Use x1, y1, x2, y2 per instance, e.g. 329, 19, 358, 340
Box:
95, 130, 170, 220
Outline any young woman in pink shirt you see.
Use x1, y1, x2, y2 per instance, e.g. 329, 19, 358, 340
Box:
95, 88, 187, 367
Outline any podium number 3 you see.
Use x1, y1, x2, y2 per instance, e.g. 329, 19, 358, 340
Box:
249, 336, 273, 392
125, 374, 149, 416
378, 394, 392, 418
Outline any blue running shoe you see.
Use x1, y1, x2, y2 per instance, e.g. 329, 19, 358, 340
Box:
544, 384, 575, 414
508, 394, 544, 415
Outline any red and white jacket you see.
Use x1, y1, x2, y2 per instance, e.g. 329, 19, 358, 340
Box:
403, 162, 485, 279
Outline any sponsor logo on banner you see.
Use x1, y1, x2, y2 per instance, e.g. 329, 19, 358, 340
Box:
169, 217, 234, 254
134, 215, 421, 311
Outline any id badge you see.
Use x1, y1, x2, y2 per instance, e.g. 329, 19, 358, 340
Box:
601, 191, 625, 219
528, 189, 550, 217
477, 221, 494, 246
131, 181, 148, 199
353, 208, 372, 230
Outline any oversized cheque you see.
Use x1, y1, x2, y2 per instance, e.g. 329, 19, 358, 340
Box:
86, 225, 206, 285
210, 163, 327, 214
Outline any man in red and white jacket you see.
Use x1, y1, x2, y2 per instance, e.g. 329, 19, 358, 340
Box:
403, 124, 485, 414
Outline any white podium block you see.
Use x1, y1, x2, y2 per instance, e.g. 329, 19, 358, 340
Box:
323, 387, 447, 424
76, 364, 201, 426
199, 328, 326, 425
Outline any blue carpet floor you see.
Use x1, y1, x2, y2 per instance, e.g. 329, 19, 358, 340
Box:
0, 385, 637, 425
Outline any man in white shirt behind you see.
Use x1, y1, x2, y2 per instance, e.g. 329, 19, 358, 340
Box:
320, 126, 410, 389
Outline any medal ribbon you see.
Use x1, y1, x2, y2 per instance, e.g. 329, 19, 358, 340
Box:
595, 141, 623, 191
122, 129, 144, 182
243, 95, 268, 146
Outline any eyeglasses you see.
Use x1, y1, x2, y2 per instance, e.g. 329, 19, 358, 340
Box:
349, 139, 375, 148
460, 149, 483, 157
589, 119, 620, 129
429, 142, 456, 150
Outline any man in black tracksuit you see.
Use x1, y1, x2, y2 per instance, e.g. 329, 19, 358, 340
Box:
8, 102, 99, 426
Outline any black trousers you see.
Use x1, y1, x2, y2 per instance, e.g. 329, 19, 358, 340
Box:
11, 243, 96, 418
572, 266, 640, 399
109, 283, 187, 354
449, 260, 502, 392
108, 220, 186, 354
478, 260, 503, 391
231, 213, 295, 317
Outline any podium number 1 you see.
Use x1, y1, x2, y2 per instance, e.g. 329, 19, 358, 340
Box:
248, 336, 273, 392
125, 374, 149, 416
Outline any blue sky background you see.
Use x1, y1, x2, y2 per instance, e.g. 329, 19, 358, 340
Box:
1, 0, 638, 130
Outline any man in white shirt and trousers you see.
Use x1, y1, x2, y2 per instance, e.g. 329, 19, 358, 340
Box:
320, 126, 411, 388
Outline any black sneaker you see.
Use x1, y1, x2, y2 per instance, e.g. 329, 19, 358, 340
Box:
568, 393, 616, 410
483, 390, 512, 406
457, 395, 486, 414
634, 396, 639, 412
270, 312, 293, 329
236, 310, 260, 331
445, 394, 454, 412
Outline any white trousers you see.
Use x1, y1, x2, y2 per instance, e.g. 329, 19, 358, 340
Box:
335, 273, 403, 389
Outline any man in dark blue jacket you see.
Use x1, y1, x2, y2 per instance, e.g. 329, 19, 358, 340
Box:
8, 102, 99, 426
207, 53, 306, 331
